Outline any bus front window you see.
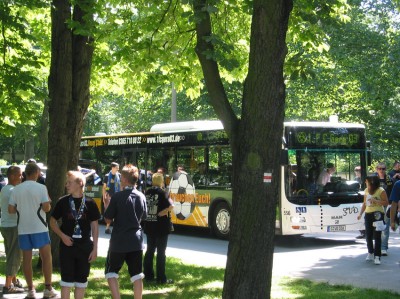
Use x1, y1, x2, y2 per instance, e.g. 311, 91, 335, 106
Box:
285, 150, 363, 206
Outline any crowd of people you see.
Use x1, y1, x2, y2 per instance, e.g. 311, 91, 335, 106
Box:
0, 160, 174, 299
356, 161, 400, 265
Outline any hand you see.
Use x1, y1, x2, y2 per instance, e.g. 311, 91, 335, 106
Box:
391, 221, 396, 231
88, 249, 97, 263
61, 234, 73, 246
357, 214, 362, 220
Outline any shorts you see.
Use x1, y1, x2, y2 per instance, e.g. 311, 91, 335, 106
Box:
18, 232, 50, 250
105, 250, 144, 283
0, 226, 22, 276
60, 241, 93, 287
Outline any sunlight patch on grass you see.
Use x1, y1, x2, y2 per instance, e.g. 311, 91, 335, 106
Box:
198, 280, 223, 290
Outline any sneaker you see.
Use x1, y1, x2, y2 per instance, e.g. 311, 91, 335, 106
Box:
105, 228, 112, 234
25, 289, 37, 299
13, 278, 24, 288
3, 285, 25, 294
381, 250, 388, 256
366, 253, 374, 261
374, 256, 381, 265
157, 278, 174, 284
43, 287, 58, 298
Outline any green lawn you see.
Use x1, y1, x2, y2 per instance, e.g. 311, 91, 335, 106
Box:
3, 254, 398, 299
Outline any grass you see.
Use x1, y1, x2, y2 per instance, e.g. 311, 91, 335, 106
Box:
3, 254, 398, 299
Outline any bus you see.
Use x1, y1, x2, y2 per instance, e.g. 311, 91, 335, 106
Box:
80, 118, 369, 238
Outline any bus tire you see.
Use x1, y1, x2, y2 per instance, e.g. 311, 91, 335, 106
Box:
212, 202, 231, 239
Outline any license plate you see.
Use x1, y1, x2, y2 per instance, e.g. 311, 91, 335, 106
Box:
327, 225, 346, 232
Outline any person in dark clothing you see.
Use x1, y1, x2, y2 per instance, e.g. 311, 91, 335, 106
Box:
104, 164, 147, 299
50, 171, 100, 299
102, 162, 120, 234
143, 173, 174, 284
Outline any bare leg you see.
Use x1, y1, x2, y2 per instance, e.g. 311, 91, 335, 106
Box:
107, 277, 120, 299
22, 250, 34, 290
74, 287, 86, 299
61, 286, 71, 299
133, 279, 143, 299
39, 244, 52, 288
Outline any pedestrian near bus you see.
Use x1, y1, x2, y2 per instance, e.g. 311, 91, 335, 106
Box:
103, 162, 120, 234
104, 164, 147, 299
374, 162, 394, 256
8, 162, 58, 298
0, 166, 24, 294
357, 175, 388, 265
50, 171, 101, 299
143, 173, 174, 284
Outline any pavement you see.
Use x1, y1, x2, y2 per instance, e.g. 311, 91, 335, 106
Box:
1, 226, 400, 297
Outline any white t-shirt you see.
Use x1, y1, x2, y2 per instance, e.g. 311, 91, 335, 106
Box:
9, 180, 50, 235
0, 185, 18, 227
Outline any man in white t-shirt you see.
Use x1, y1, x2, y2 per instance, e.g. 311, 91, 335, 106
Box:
8, 163, 58, 299
0, 166, 24, 294
317, 163, 336, 191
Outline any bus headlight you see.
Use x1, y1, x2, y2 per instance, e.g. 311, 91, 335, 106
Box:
290, 216, 306, 223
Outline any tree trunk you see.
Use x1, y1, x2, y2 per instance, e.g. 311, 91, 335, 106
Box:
47, 0, 94, 267
193, 0, 293, 298
37, 97, 49, 164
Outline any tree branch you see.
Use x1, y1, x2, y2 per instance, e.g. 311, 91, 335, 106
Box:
149, 0, 173, 54
192, 0, 238, 139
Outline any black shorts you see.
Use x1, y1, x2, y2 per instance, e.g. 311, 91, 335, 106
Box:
60, 241, 93, 286
105, 250, 143, 282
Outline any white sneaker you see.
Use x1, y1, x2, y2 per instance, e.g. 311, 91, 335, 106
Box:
25, 289, 36, 299
374, 256, 381, 265
381, 250, 388, 256
43, 287, 58, 298
366, 253, 374, 261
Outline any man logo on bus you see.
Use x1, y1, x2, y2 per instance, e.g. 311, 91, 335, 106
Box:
169, 171, 196, 220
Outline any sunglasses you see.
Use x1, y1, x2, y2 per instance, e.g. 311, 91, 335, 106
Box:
377, 168, 386, 170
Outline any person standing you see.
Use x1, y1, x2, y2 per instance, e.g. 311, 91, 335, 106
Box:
50, 171, 100, 299
0, 166, 24, 294
357, 175, 388, 265
388, 161, 400, 182
375, 163, 393, 256
104, 164, 147, 299
8, 163, 57, 298
103, 162, 120, 234
317, 163, 336, 191
390, 180, 400, 232
143, 173, 174, 284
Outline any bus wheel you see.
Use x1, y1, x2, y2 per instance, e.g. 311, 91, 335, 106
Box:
212, 202, 231, 239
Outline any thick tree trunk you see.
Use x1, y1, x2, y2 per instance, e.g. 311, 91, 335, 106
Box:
47, 0, 94, 267
194, 0, 293, 298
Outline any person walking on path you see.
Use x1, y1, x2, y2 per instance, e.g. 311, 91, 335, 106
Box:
0, 166, 24, 294
143, 173, 174, 284
8, 163, 58, 299
104, 164, 147, 299
50, 171, 100, 299
357, 175, 388, 265
103, 162, 120, 234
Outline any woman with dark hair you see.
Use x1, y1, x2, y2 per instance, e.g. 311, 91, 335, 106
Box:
357, 175, 388, 265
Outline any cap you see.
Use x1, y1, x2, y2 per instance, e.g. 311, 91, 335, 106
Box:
27, 158, 37, 163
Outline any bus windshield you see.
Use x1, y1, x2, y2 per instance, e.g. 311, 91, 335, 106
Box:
285, 149, 363, 206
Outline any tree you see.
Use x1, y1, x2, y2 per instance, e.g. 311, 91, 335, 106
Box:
47, 0, 95, 265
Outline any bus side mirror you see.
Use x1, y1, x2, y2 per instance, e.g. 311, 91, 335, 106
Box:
280, 149, 289, 165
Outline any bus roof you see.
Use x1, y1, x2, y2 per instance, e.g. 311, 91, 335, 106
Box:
284, 121, 365, 129
150, 120, 224, 133
150, 120, 365, 134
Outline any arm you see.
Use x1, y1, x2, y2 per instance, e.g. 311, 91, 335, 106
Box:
391, 201, 398, 231
374, 191, 389, 207
357, 194, 367, 220
88, 220, 98, 262
49, 216, 73, 246
41, 201, 51, 212
8, 204, 17, 214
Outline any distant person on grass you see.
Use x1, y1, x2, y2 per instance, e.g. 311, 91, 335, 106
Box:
8, 162, 58, 298
50, 171, 101, 299
0, 166, 24, 294
104, 164, 147, 299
